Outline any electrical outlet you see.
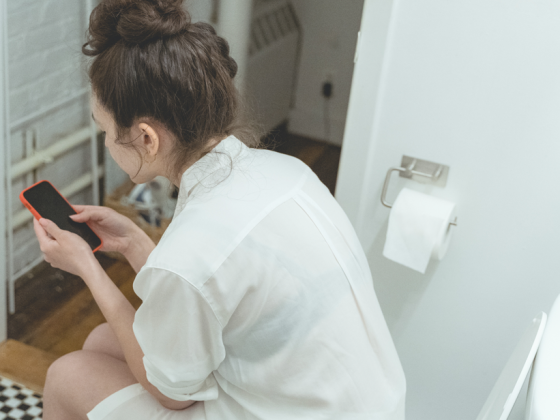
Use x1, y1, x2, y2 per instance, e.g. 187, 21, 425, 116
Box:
322, 70, 336, 99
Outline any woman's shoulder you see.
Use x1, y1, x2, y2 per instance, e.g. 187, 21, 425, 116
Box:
143, 152, 312, 288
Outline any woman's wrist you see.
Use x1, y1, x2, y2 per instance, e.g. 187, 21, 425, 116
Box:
79, 253, 104, 282
117, 220, 144, 255
122, 228, 156, 273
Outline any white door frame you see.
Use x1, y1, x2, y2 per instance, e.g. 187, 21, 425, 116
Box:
0, 0, 10, 342
335, 0, 396, 238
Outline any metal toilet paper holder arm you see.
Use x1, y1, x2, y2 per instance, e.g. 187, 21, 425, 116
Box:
381, 155, 458, 227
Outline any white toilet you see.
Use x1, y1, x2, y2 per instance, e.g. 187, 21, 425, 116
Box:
524, 294, 560, 420
475, 294, 560, 420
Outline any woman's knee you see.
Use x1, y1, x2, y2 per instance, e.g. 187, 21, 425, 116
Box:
44, 351, 95, 411
43, 351, 88, 420
83, 322, 110, 350
43, 350, 137, 419
83, 322, 125, 361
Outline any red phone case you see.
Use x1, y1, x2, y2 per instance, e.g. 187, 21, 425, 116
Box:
19, 180, 103, 253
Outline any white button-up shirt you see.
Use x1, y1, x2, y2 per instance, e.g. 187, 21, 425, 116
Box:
132, 135, 406, 419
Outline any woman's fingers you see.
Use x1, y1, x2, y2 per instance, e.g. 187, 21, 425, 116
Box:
69, 213, 88, 222
33, 218, 46, 240
72, 204, 86, 212
33, 217, 95, 276
70, 205, 103, 222
33, 218, 55, 247
39, 218, 63, 240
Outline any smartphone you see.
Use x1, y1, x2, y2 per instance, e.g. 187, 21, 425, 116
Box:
20, 180, 103, 252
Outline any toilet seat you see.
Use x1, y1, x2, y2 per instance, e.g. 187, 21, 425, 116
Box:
525, 295, 560, 419
476, 312, 547, 420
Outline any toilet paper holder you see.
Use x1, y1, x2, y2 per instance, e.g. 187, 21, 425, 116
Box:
381, 155, 458, 227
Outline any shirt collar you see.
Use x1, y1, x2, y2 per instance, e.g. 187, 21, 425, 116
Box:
174, 135, 247, 217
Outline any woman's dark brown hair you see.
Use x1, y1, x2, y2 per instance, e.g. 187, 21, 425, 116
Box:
82, 0, 260, 176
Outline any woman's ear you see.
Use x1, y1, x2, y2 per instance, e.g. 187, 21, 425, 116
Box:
138, 122, 159, 158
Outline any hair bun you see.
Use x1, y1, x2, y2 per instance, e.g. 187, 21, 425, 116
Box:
84, 0, 190, 55
118, 0, 189, 43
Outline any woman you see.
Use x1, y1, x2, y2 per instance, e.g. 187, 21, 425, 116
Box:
33, 0, 406, 419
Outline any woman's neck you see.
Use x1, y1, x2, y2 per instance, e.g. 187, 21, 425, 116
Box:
171, 135, 226, 188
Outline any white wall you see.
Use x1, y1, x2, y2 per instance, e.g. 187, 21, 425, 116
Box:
0, 0, 10, 341
217, 0, 252, 90
185, 0, 214, 23
336, 0, 560, 419
7, 0, 94, 273
186, 0, 363, 144
288, 0, 363, 145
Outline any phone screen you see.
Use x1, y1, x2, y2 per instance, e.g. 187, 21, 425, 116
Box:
22, 181, 102, 251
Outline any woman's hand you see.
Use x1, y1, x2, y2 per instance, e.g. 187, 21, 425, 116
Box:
70, 205, 156, 273
33, 218, 98, 278
69, 205, 141, 255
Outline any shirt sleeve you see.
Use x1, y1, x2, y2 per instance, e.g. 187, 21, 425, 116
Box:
132, 266, 225, 402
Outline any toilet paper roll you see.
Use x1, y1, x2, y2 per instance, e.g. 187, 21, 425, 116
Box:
382, 188, 456, 274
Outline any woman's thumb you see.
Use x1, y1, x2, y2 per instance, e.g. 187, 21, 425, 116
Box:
69, 213, 86, 222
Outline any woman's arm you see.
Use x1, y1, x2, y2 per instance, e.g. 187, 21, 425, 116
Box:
81, 258, 195, 410
69, 205, 156, 273
33, 218, 192, 410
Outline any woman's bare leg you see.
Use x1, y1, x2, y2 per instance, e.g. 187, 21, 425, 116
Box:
43, 322, 132, 419
82, 322, 125, 362
42, 350, 138, 420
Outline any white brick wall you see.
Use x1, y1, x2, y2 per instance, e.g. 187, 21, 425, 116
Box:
7, 0, 95, 274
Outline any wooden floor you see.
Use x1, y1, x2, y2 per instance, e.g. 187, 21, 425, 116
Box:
3, 129, 341, 391
0, 340, 57, 393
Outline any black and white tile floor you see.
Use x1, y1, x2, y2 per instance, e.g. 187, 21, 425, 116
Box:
0, 377, 42, 419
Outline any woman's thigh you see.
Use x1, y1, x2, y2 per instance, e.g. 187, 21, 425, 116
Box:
44, 350, 206, 420
83, 322, 125, 361
43, 350, 137, 419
